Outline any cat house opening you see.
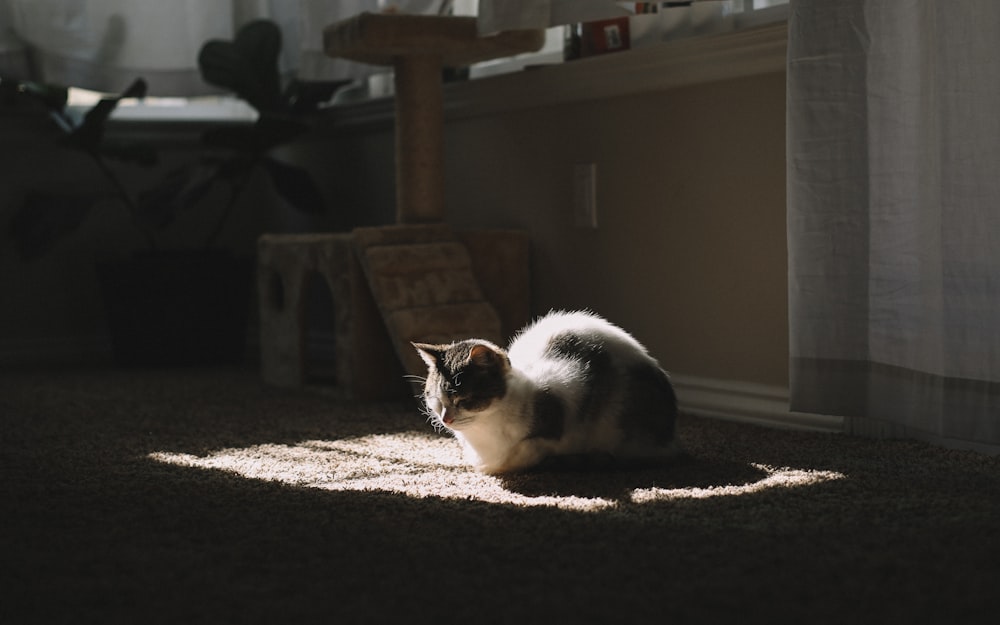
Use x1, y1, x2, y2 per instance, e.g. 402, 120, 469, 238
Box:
267, 269, 286, 312
302, 270, 337, 385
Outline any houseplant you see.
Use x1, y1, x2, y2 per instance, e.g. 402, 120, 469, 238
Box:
6, 20, 344, 366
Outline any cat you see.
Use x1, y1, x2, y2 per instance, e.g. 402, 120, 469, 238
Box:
413, 310, 679, 474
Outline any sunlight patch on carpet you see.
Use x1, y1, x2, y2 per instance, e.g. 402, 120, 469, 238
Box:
149, 433, 844, 512
630, 463, 845, 503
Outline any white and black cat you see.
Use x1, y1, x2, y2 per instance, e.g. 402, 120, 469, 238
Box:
414, 310, 678, 474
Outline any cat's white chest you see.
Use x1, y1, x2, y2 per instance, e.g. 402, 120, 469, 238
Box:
452, 401, 543, 473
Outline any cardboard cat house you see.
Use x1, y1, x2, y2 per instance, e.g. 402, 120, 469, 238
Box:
258, 226, 529, 398
257, 14, 541, 397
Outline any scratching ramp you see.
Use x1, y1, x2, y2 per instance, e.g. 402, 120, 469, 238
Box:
353, 225, 504, 379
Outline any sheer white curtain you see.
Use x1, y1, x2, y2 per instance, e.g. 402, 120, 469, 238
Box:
787, 0, 1000, 452
0, 0, 380, 95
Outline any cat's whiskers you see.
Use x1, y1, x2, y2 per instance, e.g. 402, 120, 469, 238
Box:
425, 413, 448, 433
407, 374, 437, 420
417, 400, 436, 420
414, 397, 449, 434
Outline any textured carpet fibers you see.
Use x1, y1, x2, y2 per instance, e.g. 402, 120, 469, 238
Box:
2, 367, 998, 624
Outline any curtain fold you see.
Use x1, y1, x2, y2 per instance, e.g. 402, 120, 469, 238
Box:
787, 0, 1000, 452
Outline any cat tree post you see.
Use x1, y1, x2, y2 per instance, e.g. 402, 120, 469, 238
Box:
323, 12, 544, 223
394, 53, 444, 223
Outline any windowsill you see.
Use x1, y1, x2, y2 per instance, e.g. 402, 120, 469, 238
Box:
82, 8, 788, 132
328, 18, 788, 129
108, 98, 258, 122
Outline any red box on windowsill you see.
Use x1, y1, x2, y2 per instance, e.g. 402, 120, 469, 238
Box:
580, 16, 631, 56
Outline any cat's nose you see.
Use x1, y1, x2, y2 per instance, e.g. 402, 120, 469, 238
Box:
441, 407, 454, 425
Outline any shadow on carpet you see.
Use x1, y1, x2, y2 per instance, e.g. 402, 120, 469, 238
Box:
2, 367, 998, 624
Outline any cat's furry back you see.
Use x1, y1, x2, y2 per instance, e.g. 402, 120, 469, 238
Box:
414, 310, 678, 474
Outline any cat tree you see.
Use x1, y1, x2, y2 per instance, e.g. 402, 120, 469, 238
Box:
258, 13, 542, 395
324, 12, 543, 225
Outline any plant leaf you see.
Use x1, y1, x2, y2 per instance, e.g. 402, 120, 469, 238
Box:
63, 78, 147, 152
0, 79, 69, 111
254, 114, 307, 149
100, 140, 159, 166
9, 191, 103, 260
283, 79, 351, 113
201, 124, 261, 153
260, 156, 325, 214
136, 162, 221, 229
198, 20, 282, 113
202, 116, 306, 154
234, 20, 282, 110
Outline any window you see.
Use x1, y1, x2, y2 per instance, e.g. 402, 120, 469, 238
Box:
52, 1, 788, 121
67, 89, 258, 122
468, 1, 788, 79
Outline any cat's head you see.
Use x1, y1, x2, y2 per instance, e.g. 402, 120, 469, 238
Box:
412, 340, 510, 431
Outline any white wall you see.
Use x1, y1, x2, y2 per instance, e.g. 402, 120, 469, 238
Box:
329, 71, 789, 386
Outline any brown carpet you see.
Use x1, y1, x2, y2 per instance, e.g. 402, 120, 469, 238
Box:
2, 366, 998, 624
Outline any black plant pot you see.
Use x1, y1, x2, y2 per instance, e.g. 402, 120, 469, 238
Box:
98, 249, 252, 367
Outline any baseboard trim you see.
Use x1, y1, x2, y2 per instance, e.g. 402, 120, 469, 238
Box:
0, 335, 114, 366
671, 374, 844, 433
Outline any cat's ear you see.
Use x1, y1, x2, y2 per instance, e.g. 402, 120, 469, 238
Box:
468, 343, 506, 370
412, 342, 444, 369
